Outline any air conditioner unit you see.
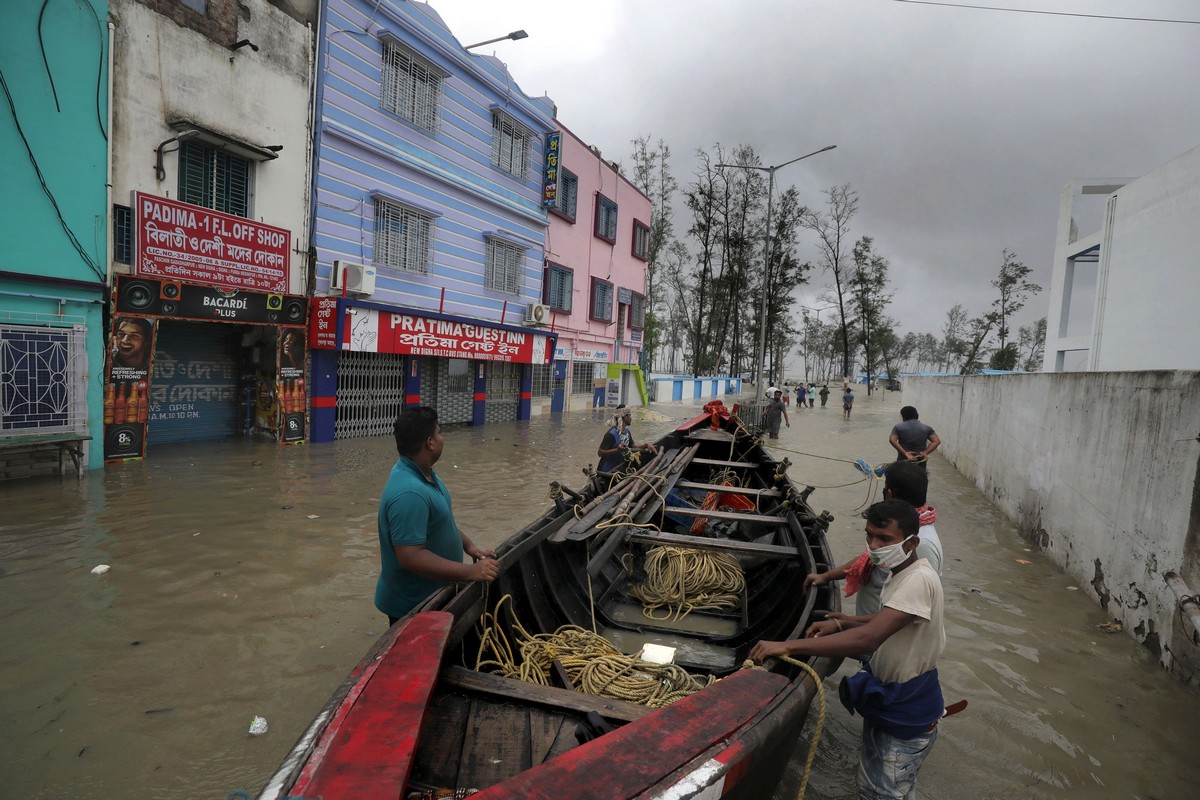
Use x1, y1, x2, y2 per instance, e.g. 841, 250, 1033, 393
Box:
331, 260, 376, 296
525, 302, 551, 326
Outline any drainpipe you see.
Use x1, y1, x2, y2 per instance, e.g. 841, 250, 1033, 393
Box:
1163, 571, 1200, 644
106, 20, 116, 289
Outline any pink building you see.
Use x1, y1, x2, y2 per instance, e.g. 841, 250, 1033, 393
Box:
541, 122, 652, 412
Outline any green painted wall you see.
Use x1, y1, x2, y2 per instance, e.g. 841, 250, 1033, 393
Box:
1, 1, 110, 469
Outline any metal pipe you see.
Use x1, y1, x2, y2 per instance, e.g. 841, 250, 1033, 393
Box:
0, 290, 104, 305
1164, 571, 1200, 643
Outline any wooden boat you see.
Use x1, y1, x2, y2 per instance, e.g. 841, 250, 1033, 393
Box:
259, 401, 842, 800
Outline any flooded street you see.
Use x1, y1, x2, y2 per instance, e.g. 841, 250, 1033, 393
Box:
2, 392, 1198, 799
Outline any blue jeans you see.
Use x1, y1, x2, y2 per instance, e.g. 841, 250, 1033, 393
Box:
857, 721, 938, 799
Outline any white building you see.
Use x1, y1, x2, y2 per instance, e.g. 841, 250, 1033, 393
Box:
1043, 145, 1200, 372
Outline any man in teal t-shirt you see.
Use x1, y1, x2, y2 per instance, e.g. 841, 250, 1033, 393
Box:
375, 407, 498, 625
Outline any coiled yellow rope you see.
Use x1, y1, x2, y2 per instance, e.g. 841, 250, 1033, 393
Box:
475, 595, 715, 707
624, 546, 744, 622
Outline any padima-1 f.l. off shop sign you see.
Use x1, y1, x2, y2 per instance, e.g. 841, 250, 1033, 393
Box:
134, 192, 290, 293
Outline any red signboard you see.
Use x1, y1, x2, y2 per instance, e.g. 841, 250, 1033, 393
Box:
327, 308, 550, 364
309, 297, 339, 349
134, 192, 290, 293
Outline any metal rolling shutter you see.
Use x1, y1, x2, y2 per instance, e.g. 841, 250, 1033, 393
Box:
148, 321, 241, 446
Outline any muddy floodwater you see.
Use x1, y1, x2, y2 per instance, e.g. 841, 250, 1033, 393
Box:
2, 392, 1198, 799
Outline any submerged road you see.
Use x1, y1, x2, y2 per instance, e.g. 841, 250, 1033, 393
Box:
0, 391, 1197, 799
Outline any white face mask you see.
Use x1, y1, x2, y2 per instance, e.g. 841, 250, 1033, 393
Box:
868, 535, 915, 570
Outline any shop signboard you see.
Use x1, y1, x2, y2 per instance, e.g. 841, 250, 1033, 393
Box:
573, 346, 611, 362
134, 192, 290, 292
309, 297, 339, 349
542, 132, 561, 208
338, 308, 551, 364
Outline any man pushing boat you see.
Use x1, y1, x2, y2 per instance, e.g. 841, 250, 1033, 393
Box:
374, 407, 498, 627
751, 498, 946, 800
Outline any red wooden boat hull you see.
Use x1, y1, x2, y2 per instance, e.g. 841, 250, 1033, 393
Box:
260, 405, 840, 800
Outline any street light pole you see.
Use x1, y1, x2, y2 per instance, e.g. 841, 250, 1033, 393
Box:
464, 30, 529, 50
716, 145, 835, 392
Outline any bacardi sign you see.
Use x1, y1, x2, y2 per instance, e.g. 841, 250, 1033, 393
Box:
134, 192, 290, 293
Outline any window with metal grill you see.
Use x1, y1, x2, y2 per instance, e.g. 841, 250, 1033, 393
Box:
595, 194, 617, 242
486, 361, 520, 400
554, 169, 578, 219
530, 363, 553, 398
178, 140, 252, 217
485, 237, 523, 295
381, 41, 442, 132
113, 205, 132, 264
633, 221, 650, 260
571, 362, 597, 395
590, 277, 613, 322
374, 198, 432, 274
491, 113, 531, 178
631, 292, 646, 329
544, 262, 573, 311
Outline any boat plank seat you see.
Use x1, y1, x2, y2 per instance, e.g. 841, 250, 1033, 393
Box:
628, 531, 801, 558
662, 506, 788, 524
288, 611, 452, 800
675, 480, 781, 497
691, 457, 759, 468
467, 668, 789, 800
439, 665, 652, 724
684, 429, 736, 442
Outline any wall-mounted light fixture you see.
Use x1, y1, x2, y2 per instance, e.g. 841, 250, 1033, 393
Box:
154, 129, 199, 182
464, 30, 528, 50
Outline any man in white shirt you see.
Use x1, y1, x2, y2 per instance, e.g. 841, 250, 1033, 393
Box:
751, 499, 945, 799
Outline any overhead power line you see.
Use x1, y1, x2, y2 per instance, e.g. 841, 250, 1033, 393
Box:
893, 0, 1200, 25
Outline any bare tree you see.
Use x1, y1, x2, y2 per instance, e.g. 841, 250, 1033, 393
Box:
941, 304, 969, 372
1018, 317, 1047, 372
848, 236, 891, 393
629, 137, 678, 371
991, 249, 1042, 351
801, 185, 859, 382
960, 314, 997, 374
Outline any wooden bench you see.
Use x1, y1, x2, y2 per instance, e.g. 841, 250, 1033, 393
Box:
439, 665, 652, 724
0, 432, 91, 479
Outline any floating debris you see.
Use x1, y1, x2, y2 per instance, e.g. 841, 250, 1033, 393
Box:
248, 716, 268, 736
1097, 620, 1122, 634
91, 565, 110, 575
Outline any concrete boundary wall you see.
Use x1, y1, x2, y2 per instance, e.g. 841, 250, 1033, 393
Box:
906, 371, 1200, 690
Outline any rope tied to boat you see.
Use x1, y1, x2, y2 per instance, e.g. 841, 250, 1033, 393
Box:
623, 546, 744, 622
742, 656, 827, 800
474, 595, 715, 707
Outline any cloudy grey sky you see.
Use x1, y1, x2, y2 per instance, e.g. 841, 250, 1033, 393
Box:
437, 0, 1198, 344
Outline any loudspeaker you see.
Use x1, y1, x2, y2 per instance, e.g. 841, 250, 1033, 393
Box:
282, 297, 307, 325
160, 280, 182, 300
119, 278, 161, 314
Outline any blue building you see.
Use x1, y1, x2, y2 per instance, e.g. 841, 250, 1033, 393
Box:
0, 1, 109, 477
309, 0, 558, 440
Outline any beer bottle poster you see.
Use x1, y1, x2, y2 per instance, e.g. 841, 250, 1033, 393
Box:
104, 316, 155, 461
279, 328, 306, 444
